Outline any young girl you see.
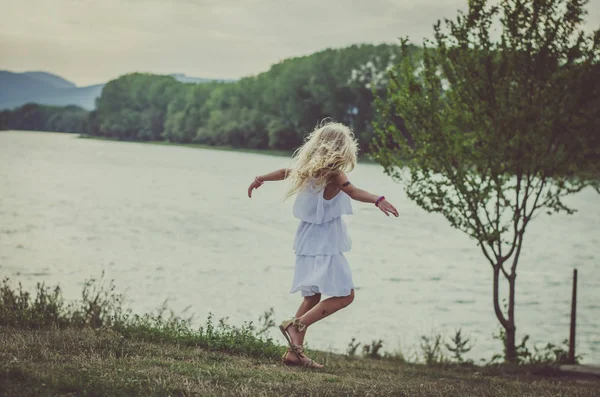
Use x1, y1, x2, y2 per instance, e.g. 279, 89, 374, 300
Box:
247, 122, 398, 368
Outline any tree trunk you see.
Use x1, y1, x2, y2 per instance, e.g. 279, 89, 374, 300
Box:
493, 265, 517, 362
505, 275, 517, 363
505, 322, 517, 363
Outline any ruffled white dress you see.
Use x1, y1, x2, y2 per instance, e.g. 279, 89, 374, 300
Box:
290, 180, 354, 297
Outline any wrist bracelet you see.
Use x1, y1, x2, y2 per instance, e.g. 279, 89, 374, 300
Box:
255, 177, 264, 185
375, 196, 385, 207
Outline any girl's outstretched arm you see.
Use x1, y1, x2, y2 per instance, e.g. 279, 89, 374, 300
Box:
248, 168, 291, 198
333, 172, 399, 217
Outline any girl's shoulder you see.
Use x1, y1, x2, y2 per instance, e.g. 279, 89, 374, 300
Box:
330, 171, 350, 187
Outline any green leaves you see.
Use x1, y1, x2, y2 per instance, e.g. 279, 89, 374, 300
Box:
95, 74, 181, 141
3, 104, 89, 134
374, 0, 599, 253
85, 44, 419, 151
373, 0, 599, 362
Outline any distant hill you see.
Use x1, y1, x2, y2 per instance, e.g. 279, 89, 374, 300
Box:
22, 72, 77, 89
0, 71, 104, 110
0, 71, 234, 111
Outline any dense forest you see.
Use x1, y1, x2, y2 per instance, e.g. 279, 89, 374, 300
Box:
1, 103, 89, 133
1, 44, 415, 153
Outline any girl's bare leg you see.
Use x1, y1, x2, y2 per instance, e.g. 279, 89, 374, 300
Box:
296, 294, 322, 318
287, 290, 354, 347
283, 294, 321, 364
293, 294, 321, 346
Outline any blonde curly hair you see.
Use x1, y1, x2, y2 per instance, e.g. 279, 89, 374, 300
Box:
285, 121, 358, 199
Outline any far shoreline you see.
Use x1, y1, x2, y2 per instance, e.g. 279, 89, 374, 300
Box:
77, 133, 295, 158
2, 130, 379, 163
77, 133, 378, 163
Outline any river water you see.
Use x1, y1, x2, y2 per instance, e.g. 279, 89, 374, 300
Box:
1, 131, 598, 363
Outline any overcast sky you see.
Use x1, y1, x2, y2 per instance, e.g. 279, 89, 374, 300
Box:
1, 0, 599, 86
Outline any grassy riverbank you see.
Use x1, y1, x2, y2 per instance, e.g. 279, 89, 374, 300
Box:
1, 279, 599, 397
3, 327, 600, 397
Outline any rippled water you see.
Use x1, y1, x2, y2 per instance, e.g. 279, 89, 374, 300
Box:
1, 131, 599, 363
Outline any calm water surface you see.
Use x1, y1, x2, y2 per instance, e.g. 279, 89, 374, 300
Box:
1, 131, 599, 362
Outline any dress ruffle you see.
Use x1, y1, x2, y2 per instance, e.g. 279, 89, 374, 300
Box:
290, 254, 354, 297
290, 180, 355, 298
293, 218, 352, 255
293, 183, 352, 225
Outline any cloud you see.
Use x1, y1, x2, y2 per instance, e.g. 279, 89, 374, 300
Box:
0, 0, 598, 85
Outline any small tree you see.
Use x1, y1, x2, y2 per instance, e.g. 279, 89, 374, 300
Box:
373, 0, 599, 363
445, 329, 473, 363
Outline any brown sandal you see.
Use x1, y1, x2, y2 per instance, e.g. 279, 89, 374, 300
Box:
290, 345, 323, 368
282, 347, 323, 368
279, 318, 323, 369
279, 317, 307, 347
281, 348, 299, 366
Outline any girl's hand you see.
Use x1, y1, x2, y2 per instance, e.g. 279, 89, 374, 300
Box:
248, 178, 263, 198
378, 199, 399, 217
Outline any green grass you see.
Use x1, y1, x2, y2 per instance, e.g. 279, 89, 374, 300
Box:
1, 327, 599, 397
1, 277, 599, 396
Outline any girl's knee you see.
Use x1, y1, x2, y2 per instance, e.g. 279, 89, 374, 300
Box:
343, 290, 355, 307
305, 293, 321, 304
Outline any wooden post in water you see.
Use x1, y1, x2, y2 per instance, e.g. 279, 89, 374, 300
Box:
568, 268, 578, 364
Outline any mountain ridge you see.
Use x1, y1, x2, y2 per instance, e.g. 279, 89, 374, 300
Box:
0, 71, 233, 110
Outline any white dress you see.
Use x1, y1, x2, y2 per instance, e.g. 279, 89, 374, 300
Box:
290, 180, 354, 297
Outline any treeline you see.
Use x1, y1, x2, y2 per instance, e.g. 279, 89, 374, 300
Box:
1, 44, 416, 153
1, 103, 89, 134
92, 44, 414, 152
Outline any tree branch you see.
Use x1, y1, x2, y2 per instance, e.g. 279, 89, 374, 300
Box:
527, 177, 547, 221
447, 166, 500, 261
510, 227, 525, 276
493, 266, 509, 328
500, 172, 522, 264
